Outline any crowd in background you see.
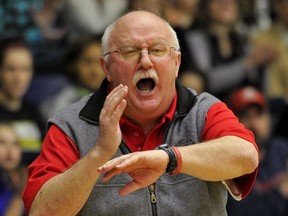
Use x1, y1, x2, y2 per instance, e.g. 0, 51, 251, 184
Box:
0, 0, 287, 215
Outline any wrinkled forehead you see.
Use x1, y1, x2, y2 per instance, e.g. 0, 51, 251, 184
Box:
111, 12, 173, 46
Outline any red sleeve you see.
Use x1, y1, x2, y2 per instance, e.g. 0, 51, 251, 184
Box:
22, 124, 79, 213
202, 102, 259, 200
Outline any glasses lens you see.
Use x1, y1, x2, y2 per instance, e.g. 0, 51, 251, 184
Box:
118, 43, 172, 62
149, 43, 170, 58
119, 47, 140, 61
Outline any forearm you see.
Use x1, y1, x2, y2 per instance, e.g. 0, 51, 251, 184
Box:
179, 136, 259, 181
29, 145, 112, 216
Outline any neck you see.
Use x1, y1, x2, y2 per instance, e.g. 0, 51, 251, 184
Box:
0, 92, 22, 111
209, 24, 233, 58
124, 113, 161, 136
124, 98, 174, 136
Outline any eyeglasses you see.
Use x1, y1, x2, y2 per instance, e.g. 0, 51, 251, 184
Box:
104, 43, 177, 62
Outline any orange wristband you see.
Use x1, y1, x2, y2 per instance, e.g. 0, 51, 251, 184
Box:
171, 146, 182, 175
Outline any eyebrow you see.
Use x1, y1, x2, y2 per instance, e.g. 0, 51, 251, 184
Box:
122, 38, 169, 46
121, 41, 170, 49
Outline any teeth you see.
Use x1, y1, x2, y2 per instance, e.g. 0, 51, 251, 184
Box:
132, 69, 159, 87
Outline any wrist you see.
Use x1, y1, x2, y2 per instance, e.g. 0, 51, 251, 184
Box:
90, 144, 115, 162
157, 144, 182, 175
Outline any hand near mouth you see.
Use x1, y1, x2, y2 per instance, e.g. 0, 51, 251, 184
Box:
98, 84, 128, 155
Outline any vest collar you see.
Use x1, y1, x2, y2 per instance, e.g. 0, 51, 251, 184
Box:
79, 78, 196, 124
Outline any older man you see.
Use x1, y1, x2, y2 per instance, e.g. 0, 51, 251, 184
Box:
23, 11, 258, 215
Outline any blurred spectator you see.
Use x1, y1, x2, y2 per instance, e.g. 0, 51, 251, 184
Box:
182, 0, 276, 101
0, 0, 42, 45
163, 0, 200, 73
226, 86, 288, 216
128, 0, 163, 15
0, 37, 45, 165
164, 0, 199, 29
0, 122, 26, 216
251, 0, 288, 102
0, 0, 67, 74
238, 0, 272, 32
31, 0, 67, 74
32, 0, 66, 41
61, 0, 128, 42
40, 36, 105, 121
238, 0, 258, 31
250, 0, 288, 138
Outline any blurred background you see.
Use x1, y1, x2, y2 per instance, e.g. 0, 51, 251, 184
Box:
0, 0, 287, 215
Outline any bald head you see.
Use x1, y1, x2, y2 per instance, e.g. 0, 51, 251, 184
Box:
101, 11, 179, 56
117, 11, 164, 27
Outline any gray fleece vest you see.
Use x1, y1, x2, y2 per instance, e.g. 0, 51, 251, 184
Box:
49, 79, 228, 216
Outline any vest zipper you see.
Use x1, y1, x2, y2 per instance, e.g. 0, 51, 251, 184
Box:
121, 143, 158, 215
149, 184, 157, 216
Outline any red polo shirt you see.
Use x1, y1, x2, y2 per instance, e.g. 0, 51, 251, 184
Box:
120, 93, 177, 152
23, 94, 258, 213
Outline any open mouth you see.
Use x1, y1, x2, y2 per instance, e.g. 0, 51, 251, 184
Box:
132, 69, 159, 94
136, 78, 156, 93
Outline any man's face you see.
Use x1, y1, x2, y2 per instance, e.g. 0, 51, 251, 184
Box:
0, 48, 33, 100
101, 12, 181, 121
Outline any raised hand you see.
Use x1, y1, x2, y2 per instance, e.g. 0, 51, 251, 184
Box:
98, 84, 128, 155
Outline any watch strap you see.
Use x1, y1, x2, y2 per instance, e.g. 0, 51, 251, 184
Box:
157, 144, 177, 174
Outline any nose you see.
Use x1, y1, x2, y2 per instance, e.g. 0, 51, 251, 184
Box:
138, 49, 153, 69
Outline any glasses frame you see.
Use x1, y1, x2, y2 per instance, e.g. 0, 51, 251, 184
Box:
104, 43, 178, 62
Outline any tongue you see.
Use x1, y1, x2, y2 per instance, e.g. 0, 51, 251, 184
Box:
137, 78, 155, 92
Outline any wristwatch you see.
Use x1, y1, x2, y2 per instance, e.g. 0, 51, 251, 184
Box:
157, 144, 177, 174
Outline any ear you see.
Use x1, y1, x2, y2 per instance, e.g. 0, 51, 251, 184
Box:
175, 51, 181, 78
100, 57, 112, 82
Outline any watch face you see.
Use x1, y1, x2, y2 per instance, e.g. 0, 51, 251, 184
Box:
157, 144, 169, 149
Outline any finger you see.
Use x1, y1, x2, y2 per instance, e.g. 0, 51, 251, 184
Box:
101, 167, 124, 182
98, 154, 131, 172
100, 85, 128, 124
105, 84, 124, 102
119, 181, 142, 196
112, 99, 127, 121
98, 159, 123, 173
98, 153, 140, 181
104, 85, 128, 110
98, 156, 135, 182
